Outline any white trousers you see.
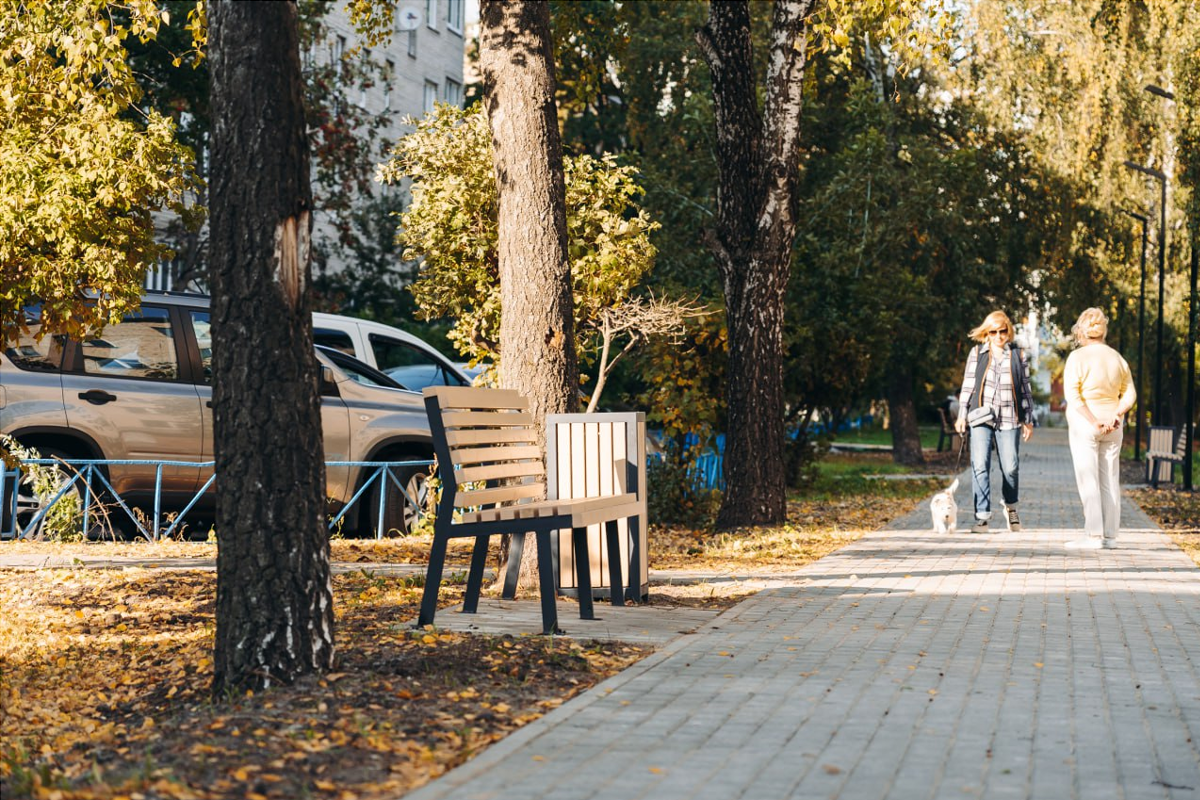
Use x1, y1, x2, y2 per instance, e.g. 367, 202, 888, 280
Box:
1067, 410, 1123, 540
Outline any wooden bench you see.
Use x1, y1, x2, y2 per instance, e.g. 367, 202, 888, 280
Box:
417, 386, 643, 634
1146, 425, 1188, 487
936, 407, 961, 453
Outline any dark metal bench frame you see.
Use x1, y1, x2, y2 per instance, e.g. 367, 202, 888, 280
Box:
417, 387, 641, 635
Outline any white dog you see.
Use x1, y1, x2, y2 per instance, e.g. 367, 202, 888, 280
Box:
930, 478, 960, 534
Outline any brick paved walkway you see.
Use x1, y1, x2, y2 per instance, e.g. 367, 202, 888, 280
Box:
405, 428, 1200, 800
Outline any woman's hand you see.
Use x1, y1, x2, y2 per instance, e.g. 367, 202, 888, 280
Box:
955, 418, 966, 434
1021, 422, 1034, 442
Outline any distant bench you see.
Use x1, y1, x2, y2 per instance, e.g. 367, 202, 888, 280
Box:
1146, 425, 1188, 487
936, 407, 962, 453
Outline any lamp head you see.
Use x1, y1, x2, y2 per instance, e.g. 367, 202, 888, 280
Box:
1144, 83, 1175, 101
1123, 160, 1167, 181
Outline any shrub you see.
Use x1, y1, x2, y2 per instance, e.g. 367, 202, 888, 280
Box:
647, 441, 721, 529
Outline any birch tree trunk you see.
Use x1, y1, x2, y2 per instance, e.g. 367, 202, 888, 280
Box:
209, 0, 334, 694
697, 0, 815, 529
480, 0, 577, 587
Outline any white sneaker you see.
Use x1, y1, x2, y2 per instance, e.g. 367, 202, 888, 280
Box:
1065, 538, 1103, 550
1102, 538, 1118, 550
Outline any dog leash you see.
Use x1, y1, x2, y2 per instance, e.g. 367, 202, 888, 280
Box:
953, 428, 967, 474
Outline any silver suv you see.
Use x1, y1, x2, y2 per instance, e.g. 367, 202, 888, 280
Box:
1, 293, 436, 536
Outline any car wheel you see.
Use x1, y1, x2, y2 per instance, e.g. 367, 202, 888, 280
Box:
367, 461, 431, 537
11, 448, 95, 541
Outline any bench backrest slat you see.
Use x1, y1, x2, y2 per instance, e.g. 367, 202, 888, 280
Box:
456, 461, 546, 485
425, 386, 547, 513
445, 427, 539, 448
426, 385, 528, 411
442, 411, 535, 428
451, 444, 543, 467
457, 482, 546, 507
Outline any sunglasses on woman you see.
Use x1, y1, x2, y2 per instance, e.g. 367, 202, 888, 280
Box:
988, 329, 1009, 336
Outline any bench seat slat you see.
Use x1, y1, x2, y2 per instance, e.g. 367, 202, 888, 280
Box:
456, 493, 638, 525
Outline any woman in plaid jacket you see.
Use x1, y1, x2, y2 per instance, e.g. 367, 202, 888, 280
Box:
953, 310, 1036, 533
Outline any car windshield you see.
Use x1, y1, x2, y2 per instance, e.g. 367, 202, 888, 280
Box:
317, 346, 408, 390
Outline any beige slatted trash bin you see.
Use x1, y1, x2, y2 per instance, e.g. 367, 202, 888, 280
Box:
546, 413, 649, 602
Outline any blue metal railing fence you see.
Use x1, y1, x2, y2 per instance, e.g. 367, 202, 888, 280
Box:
1, 458, 432, 541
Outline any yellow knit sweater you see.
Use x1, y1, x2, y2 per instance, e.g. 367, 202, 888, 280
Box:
1062, 343, 1136, 419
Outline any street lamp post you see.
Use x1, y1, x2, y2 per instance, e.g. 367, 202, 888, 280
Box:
1121, 209, 1149, 460
1123, 159, 1168, 425
1188, 243, 1197, 490
1140, 83, 1187, 487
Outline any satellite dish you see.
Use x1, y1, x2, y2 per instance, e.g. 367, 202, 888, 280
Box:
397, 6, 422, 30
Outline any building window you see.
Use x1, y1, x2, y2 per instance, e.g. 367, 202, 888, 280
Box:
447, 0, 463, 34
445, 78, 462, 108
360, 49, 371, 107
408, 28, 417, 58
331, 34, 345, 85
423, 80, 438, 113
426, 0, 438, 30
384, 60, 395, 110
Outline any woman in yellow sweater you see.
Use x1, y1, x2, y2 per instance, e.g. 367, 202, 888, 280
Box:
1063, 308, 1137, 550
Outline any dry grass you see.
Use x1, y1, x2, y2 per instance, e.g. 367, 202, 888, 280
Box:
1127, 480, 1200, 568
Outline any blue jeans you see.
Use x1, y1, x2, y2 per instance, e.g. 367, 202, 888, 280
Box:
969, 425, 1020, 519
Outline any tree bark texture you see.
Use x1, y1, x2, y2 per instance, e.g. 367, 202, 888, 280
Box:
480, 1, 577, 590
885, 362, 926, 465
480, 0, 577, 420
697, 0, 815, 529
209, 0, 334, 694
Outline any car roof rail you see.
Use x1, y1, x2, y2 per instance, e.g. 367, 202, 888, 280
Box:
143, 289, 211, 299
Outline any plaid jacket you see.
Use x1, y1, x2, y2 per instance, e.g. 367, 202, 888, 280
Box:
957, 343, 1035, 430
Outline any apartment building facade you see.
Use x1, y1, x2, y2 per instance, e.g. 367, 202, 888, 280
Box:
148, 0, 467, 291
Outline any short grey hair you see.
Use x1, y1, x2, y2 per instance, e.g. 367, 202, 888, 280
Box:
1071, 307, 1108, 347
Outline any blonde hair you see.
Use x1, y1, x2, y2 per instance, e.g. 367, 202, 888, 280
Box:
968, 310, 1015, 343
1072, 307, 1108, 347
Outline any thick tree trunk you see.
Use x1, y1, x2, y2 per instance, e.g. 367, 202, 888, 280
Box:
886, 363, 926, 466
209, 0, 334, 694
480, 0, 577, 588
698, 0, 814, 529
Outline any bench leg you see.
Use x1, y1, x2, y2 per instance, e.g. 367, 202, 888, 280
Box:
604, 519, 624, 607
462, 535, 490, 614
572, 526, 595, 620
417, 533, 449, 628
626, 516, 642, 604
502, 532, 525, 599
535, 530, 560, 635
